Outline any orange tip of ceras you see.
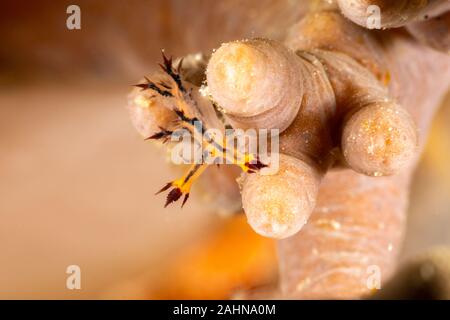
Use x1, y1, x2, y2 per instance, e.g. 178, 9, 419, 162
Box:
156, 182, 190, 208
155, 182, 172, 195
144, 127, 173, 143
244, 158, 268, 173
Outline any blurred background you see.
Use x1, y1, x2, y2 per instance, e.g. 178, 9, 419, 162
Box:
0, 0, 449, 299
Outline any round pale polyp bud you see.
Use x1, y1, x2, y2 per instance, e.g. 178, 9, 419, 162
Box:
337, 0, 445, 29
206, 39, 303, 131
342, 102, 417, 176
241, 154, 321, 239
337, 0, 387, 28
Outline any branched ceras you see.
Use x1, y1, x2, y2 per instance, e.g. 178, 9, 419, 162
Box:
130, 52, 266, 208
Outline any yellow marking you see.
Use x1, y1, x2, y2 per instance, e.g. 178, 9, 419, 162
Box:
173, 163, 208, 195
134, 95, 150, 109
